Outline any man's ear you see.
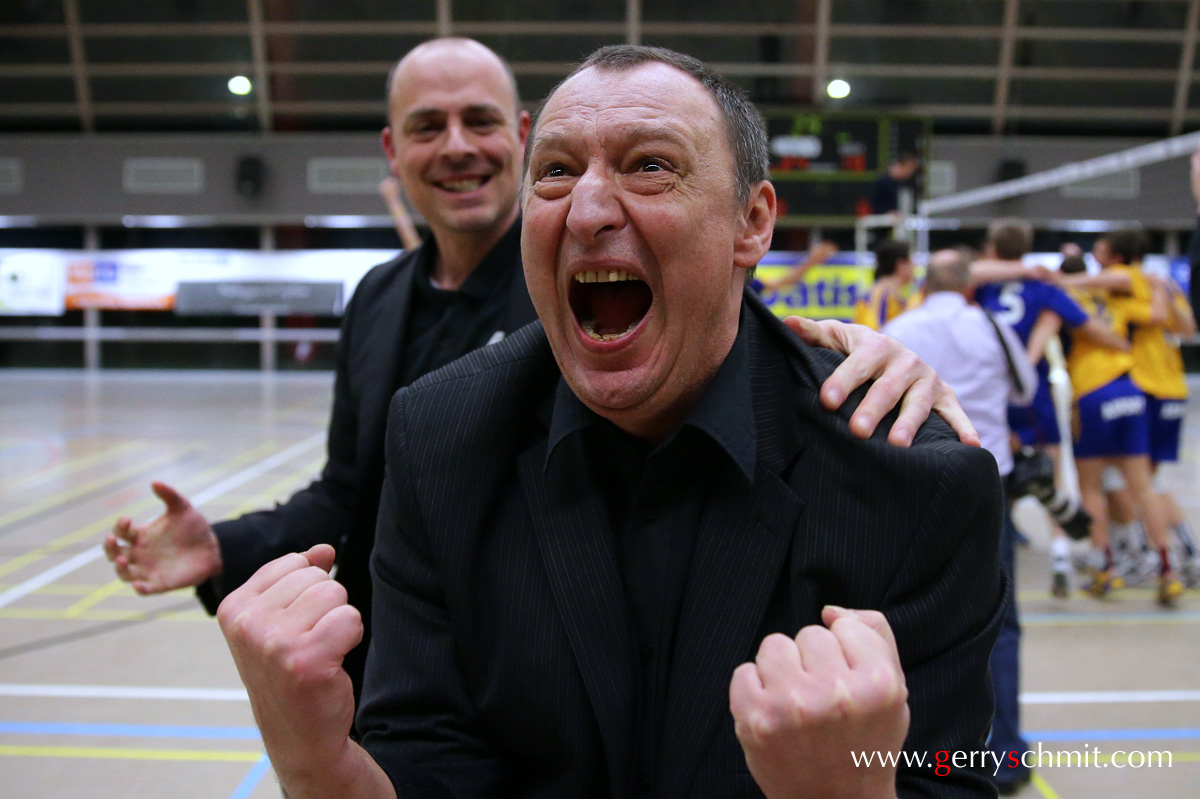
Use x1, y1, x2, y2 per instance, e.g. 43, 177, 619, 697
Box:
381, 126, 399, 175
734, 180, 777, 271
517, 109, 532, 149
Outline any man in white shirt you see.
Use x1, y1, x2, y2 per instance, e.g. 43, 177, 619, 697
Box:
883, 247, 1037, 795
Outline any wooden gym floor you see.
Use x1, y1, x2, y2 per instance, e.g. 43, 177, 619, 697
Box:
0, 369, 1196, 799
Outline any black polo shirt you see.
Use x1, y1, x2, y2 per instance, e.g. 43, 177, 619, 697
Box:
398, 220, 522, 389
545, 310, 756, 796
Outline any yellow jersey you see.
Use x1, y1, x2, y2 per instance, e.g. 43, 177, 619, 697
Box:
1131, 289, 1190, 400
854, 284, 918, 331
1066, 266, 1153, 398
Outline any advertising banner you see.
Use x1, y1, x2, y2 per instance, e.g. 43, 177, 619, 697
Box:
0, 250, 66, 315
756, 251, 874, 322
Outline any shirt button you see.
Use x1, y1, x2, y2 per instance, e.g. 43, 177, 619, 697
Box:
637, 775, 653, 793
641, 642, 653, 659
641, 503, 659, 522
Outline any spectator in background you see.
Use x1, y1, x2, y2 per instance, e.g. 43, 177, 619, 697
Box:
883, 248, 1037, 796
869, 151, 920, 216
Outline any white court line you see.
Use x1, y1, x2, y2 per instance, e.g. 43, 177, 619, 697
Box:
0, 432, 325, 610
1021, 690, 1200, 704
2, 683, 1195, 705
0, 683, 248, 701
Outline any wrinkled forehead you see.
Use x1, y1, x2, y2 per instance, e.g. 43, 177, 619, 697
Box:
532, 63, 723, 146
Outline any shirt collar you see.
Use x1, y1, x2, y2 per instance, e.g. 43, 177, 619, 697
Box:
415, 217, 522, 302
544, 303, 757, 484
920, 291, 969, 311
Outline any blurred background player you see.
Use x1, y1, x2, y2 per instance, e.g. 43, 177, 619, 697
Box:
972, 220, 1129, 597
1127, 256, 1196, 586
854, 239, 918, 330
1060, 230, 1182, 605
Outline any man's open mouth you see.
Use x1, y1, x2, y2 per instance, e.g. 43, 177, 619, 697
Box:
436, 176, 490, 193
569, 269, 653, 343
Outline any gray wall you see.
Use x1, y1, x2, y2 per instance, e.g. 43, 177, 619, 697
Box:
0, 133, 389, 226
2, 132, 1198, 229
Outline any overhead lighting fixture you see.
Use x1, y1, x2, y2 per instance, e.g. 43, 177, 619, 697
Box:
826, 79, 851, 99
228, 76, 253, 96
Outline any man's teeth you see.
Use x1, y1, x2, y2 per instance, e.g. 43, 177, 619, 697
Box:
441, 178, 483, 192
573, 269, 640, 284
580, 320, 639, 342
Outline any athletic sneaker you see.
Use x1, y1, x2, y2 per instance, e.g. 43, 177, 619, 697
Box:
1051, 571, 1070, 599
1157, 573, 1184, 607
1082, 568, 1123, 598
1112, 548, 1157, 588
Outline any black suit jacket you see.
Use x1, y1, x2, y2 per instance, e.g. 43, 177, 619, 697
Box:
197, 238, 536, 702
360, 291, 1007, 799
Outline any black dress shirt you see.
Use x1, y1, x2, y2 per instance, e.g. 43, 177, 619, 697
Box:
398, 220, 522, 389
545, 311, 757, 797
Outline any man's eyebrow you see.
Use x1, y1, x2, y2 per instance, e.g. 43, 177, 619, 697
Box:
402, 103, 505, 125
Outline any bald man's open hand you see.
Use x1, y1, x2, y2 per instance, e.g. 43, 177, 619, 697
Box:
730, 607, 909, 799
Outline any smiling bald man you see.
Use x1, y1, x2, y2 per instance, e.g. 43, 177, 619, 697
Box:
217, 46, 1003, 799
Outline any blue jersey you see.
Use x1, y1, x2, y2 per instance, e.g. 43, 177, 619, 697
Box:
976, 279, 1089, 345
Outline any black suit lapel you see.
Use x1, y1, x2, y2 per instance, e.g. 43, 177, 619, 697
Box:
659, 302, 810, 799
518, 442, 636, 798
657, 462, 804, 799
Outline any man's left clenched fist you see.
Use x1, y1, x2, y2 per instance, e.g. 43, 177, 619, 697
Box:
730, 606, 909, 799
218, 544, 362, 784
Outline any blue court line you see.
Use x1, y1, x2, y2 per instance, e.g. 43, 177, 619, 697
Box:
229, 753, 273, 799
1026, 728, 1200, 742
0, 721, 260, 740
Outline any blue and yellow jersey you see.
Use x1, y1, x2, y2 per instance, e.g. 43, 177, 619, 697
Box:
1131, 289, 1190, 400
853, 284, 919, 331
1066, 266, 1152, 398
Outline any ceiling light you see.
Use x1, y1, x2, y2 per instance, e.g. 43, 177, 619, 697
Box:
228, 76, 253, 96
826, 79, 850, 99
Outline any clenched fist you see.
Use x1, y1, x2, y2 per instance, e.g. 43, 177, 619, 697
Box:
730, 606, 909, 799
218, 544, 363, 789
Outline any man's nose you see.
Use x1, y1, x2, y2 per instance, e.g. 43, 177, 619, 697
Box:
441, 120, 477, 161
565, 168, 625, 243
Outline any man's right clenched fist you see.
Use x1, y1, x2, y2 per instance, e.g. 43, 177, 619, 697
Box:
218, 545, 363, 779
729, 606, 909, 799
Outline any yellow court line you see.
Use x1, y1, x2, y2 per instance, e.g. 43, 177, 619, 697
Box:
1031, 772, 1060, 799
1019, 589, 1200, 602
0, 744, 262, 762
0, 582, 121, 596
0, 441, 147, 494
0, 439, 287, 580
0, 607, 210, 622
0, 444, 202, 530
64, 579, 129, 617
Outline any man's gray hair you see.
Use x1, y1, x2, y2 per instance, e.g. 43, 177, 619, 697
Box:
925, 248, 973, 294
532, 45, 770, 205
